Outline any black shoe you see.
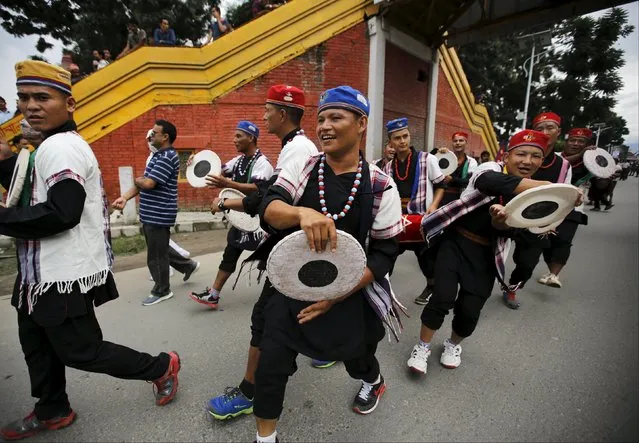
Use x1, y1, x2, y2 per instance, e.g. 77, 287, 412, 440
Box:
414, 286, 433, 305
604, 203, 614, 211
183, 261, 200, 282
591, 207, 601, 212
352, 375, 386, 415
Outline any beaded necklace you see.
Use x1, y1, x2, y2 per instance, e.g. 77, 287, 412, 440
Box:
318, 154, 363, 221
394, 150, 412, 181
234, 149, 260, 180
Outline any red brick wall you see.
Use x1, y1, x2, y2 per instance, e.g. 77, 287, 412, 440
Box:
91, 23, 483, 209
434, 65, 486, 158
92, 23, 370, 209
383, 43, 429, 151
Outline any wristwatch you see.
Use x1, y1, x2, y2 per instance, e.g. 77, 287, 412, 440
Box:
217, 198, 227, 211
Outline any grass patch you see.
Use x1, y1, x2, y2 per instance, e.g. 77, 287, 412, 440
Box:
111, 235, 147, 256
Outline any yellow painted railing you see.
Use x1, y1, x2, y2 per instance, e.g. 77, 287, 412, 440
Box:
1, 0, 378, 145
439, 46, 499, 157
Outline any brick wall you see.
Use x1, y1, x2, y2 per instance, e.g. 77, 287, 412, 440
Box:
92, 23, 370, 209
91, 22, 484, 209
383, 42, 429, 151
433, 65, 486, 157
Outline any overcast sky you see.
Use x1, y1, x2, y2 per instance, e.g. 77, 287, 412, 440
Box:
1, 1, 637, 150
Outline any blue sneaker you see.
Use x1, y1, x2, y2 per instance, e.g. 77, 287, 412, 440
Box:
311, 359, 336, 369
207, 387, 253, 420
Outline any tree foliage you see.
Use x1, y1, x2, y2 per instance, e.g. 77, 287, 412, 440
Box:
224, 0, 254, 28
458, 7, 634, 148
1, 0, 211, 74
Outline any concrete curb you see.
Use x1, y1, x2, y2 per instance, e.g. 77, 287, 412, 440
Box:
0, 213, 228, 245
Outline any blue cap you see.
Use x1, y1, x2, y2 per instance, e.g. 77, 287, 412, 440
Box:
236, 120, 259, 139
386, 118, 409, 134
318, 86, 369, 117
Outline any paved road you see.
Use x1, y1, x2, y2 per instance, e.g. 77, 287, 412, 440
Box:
1, 180, 638, 442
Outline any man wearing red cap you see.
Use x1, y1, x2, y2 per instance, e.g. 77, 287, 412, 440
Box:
202, 84, 321, 422
535, 128, 594, 287
419, 131, 479, 305
440, 131, 479, 205
503, 112, 573, 309
410, 129, 566, 375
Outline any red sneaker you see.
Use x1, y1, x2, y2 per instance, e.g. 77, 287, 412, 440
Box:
189, 288, 220, 309
0, 410, 76, 441
152, 351, 181, 406
502, 290, 520, 310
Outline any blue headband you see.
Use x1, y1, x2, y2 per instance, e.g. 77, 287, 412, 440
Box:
386, 117, 409, 134
236, 120, 259, 139
318, 86, 369, 117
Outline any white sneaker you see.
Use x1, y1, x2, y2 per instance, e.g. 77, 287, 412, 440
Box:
407, 344, 431, 374
545, 273, 562, 288
538, 273, 552, 285
440, 341, 462, 368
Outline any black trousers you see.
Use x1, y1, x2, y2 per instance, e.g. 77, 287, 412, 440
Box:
143, 224, 193, 295
253, 336, 380, 419
591, 182, 612, 209
420, 233, 495, 338
219, 242, 244, 273
542, 219, 580, 266
250, 279, 274, 348
509, 239, 544, 288
391, 242, 430, 279
18, 302, 169, 420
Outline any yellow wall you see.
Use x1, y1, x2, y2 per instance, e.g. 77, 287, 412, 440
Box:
0, 0, 378, 146
439, 46, 499, 157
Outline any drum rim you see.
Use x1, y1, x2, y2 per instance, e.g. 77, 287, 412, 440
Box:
504, 183, 579, 229
266, 229, 366, 301
6, 149, 31, 208
219, 187, 261, 232
583, 148, 616, 178
186, 150, 222, 188
435, 150, 458, 176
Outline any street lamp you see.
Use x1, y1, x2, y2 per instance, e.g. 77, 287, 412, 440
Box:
516, 30, 553, 129
591, 122, 611, 148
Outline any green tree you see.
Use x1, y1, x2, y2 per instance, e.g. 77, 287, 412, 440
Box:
224, 0, 254, 28
458, 7, 633, 147
1, 0, 211, 74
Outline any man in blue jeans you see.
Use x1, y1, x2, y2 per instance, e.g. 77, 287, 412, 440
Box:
113, 119, 195, 306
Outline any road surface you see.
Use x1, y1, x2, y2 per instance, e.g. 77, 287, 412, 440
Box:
1, 180, 637, 442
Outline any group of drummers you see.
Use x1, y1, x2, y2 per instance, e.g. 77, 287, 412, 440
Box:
0, 59, 622, 443
170, 83, 617, 442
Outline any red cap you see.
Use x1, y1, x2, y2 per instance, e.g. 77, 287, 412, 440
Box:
507, 129, 551, 156
452, 131, 468, 140
266, 85, 305, 110
567, 128, 593, 139
532, 112, 561, 128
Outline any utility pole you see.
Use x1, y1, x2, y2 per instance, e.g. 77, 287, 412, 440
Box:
516, 30, 552, 130
592, 123, 611, 148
